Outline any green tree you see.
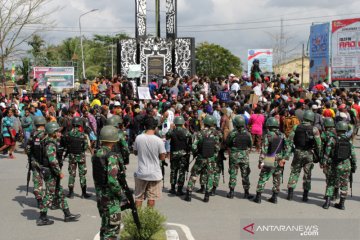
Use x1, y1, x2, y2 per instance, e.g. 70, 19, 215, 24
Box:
196, 42, 242, 79
28, 34, 45, 59
18, 57, 31, 85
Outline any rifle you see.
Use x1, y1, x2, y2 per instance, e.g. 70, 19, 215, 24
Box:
184, 153, 191, 180
161, 161, 168, 188
281, 167, 284, 184
118, 172, 141, 232
350, 171, 353, 197
218, 152, 225, 184
26, 156, 32, 196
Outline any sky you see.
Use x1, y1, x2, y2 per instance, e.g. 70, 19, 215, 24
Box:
36, 0, 360, 64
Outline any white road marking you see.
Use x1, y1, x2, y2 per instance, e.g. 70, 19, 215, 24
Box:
167, 223, 195, 240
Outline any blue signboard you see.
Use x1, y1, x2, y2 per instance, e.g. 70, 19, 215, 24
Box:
309, 23, 330, 87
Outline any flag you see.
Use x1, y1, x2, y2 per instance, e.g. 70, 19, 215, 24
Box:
11, 62, 16, 82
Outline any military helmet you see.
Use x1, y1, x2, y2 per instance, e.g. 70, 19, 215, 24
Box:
303, 110, 315, 123
203, 115, 216, 127
72, 117, 83, 127
233, 115, 246, 127
106, 115, 123, 128
324, 117, 335, 128
99, 126, 120, 142
33, 116, 47, 126
266, 117, 279, 128
174, 116, 185, 125
45, 122, 60, 134
336, 121, 348, 132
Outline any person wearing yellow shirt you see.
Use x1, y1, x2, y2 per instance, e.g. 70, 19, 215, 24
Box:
90, 95, 102, 108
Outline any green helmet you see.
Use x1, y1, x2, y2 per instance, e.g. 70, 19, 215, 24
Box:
72, 117, 83, 127
106, 115, 123, 128
233, 115, 245, 128
45, 122, 60, 134
204, 115, 216, 127
266, 117, 279, 128
99, 126, 120, 142
174, 116, 185, 125
303, 110, 315, 123
33, 116, 46, 126
324, 117, 335, 128
336, 121, 348, 132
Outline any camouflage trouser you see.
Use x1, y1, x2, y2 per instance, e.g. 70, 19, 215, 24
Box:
68, 153, 87, 189
32, 169, 44, 201
40, 175, 69, 213
326, 159, 351, 199
256, 166, 282, 193
228, 157, 251, 190
187, 157, 216, 192
170, 154, 189, 186
287, 149, 314, 191
97, 197, 121, 240
213, 161, 222, 188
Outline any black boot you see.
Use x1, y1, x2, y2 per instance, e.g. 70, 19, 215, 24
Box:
63, 209, 81, 222
268, 192, 278, 204
243, 189, 253, 199
66, 187, 74, 199
332, 188, 339, 201
176, 186, 185, 196
196, 185, 205, 194
184, 190, 192, 202
227, 189, 234, 199
322, 196, 331, 209
36, 212, 54, 226
203, 191, 210, 202
253, 192, 261, 204
169, 184, 176, 195
210, 187, 216, 196
287, 188, 293, 201
303, 190, 309, 202
81, 186, 92, 199
334, 197, 346, 210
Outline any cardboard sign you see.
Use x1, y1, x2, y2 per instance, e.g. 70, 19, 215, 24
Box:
248, 94, 259, 106
137, 87, 152, 100
127, 65, 142, 78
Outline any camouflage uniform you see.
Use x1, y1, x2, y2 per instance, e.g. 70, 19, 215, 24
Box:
118, 131, 130, 165
166, 127, 192, 192
323, 134, 356, 199
26, 130, 46, 204
320, 128, 337, 197
66, 128, 88, 190
186, 127, 222, 193
40, 137, 69, 214
225, 129, 253, 192
256, 129, 288, 193
93, 146, 124, 240
287, 122, 321, 200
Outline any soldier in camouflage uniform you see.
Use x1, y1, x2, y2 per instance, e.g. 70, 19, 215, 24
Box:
253, 117, 288, 204
185, 115, 222, 202
320, 118, 339, 201
92, 126, 124, 240
286, 110, 321, 202
27, 116, 47, 207
105, 115, 130, 166
37, 122, 80, 226
166, 116, 192, 196
225, 115, 253, 199
322, 121, 357, 210
66, 117, 91, 199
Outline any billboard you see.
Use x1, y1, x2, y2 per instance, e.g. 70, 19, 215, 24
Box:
247, 49, 273, 74
33, 67, 75, 89
309, 23, 330, 87
331, 18, 360, 82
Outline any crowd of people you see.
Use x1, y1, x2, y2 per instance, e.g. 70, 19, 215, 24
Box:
0, 63, 358, 239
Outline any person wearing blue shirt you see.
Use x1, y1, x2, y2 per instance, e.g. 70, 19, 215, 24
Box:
0, 109, 16, 159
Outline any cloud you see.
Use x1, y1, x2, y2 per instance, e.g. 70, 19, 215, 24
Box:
265, 0, 356, 9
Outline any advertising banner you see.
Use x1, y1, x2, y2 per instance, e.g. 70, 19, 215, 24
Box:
247, 49, 273, 74
309, 23, 330, 86
331, 18, 360, 82
33, 67, 75, 89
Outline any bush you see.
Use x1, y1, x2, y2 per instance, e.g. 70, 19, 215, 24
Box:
121, 207, 166, 240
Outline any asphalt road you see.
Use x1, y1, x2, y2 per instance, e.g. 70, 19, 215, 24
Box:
1, 138, 360, 240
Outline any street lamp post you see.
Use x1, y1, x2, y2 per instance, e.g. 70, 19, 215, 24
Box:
79, 9, 98, 79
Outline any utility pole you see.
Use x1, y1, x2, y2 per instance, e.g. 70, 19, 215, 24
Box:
301, 43, 305, 86
111, 44, 114, 77
280, 18, 284, 64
